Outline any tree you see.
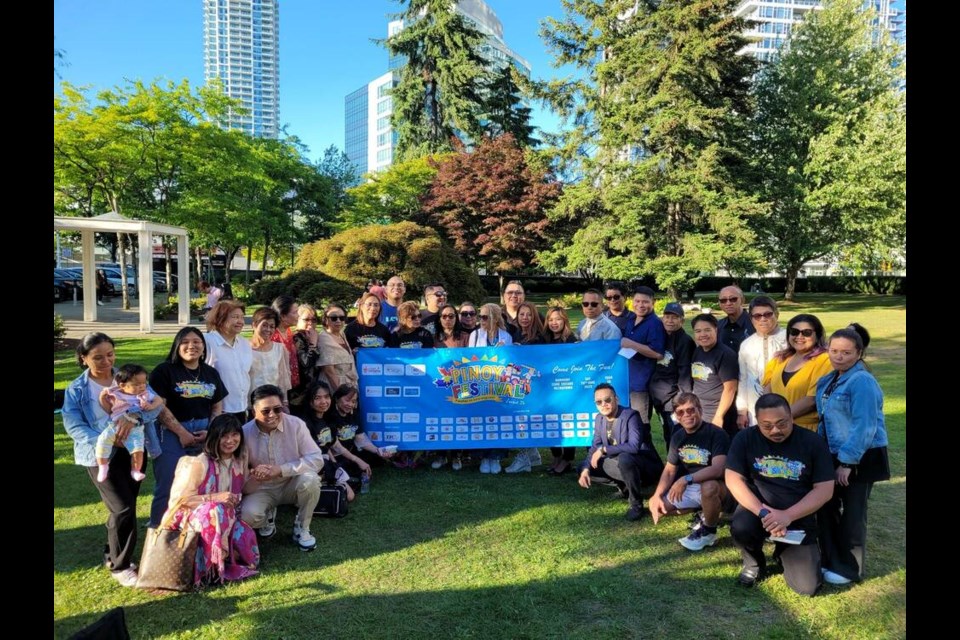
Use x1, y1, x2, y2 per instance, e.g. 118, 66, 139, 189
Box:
536, 0, 765, 298
385, 0, 492, 160
423, 134, 561, 288
749, 0, 905, 298
336, 155, 449, 230
481, 65, 537, 147
296, 221, 487, 304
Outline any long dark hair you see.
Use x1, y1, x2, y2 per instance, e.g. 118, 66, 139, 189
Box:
166, 326, 207, 365
76, 332, 115, 369
433, 303, 464, 342
202, 414, 245, 461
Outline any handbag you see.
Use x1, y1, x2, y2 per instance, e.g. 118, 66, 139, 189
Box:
136, 515, 199, 592
313, 485, 348, 518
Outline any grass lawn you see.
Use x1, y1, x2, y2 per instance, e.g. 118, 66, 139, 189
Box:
54, 294, 906, 639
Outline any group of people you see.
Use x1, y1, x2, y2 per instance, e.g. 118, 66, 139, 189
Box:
61, 280, 889, 597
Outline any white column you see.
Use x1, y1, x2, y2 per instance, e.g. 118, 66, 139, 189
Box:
138, 230, 154, 332
177, 233, 191, 325
82, 230, 96, 322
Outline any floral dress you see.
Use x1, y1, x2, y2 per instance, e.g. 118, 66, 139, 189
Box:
166, 453, 260, 586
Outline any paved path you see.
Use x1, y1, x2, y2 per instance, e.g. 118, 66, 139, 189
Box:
55, 298, 197, 338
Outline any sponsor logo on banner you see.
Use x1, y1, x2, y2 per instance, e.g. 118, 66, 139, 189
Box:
405, 364, 426, 376
362, 364, 383, 375
384, 364, 405, 376
366, 387, 383, 397
402, 432, 420, 442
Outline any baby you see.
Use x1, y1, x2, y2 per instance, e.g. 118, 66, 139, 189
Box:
96, 364, 165, 482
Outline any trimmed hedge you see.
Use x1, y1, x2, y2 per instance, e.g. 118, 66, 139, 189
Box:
250, 270, 363, 310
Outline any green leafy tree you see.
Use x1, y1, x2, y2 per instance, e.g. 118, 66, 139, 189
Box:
385, 0, 492, 160
750, 0, 905, 298
296, 221, 487, 304
337, 155, 450, 230
536, 0, 765, 298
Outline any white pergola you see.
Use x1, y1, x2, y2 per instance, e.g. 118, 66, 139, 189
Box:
53, 212, 191, 332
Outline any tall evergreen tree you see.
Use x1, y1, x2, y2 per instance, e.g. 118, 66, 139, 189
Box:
749, 0, 905, 298
385, 0, 492, 160
482, 65, 537, 147
537, 0, 765, 298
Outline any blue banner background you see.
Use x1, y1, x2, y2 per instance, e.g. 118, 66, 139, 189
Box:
356, 341, 628, 450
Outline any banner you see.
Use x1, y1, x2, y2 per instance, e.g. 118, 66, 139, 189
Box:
356, 341, 628, 450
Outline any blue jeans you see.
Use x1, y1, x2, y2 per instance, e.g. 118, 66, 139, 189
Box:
149, 418, 207, 527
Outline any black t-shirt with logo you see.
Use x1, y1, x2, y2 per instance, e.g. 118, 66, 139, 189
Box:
324, 406, 364, 454
667, 422, 730, 476
346, 322, 391, 351
389, 327, 435, 349
726, 426, 834, 531
149, 361, 228, 421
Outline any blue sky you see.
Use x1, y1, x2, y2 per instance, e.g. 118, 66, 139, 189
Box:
53, 0, 573, 163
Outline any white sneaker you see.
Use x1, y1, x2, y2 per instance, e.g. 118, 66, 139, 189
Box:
292, 515, 301, 538
678, 527, 718, 551
294, 529, 317, 552
431, 456, 448, 470
479, 458, 491, 474
488, 458, 502, 474
97, 301, 104, 306
110, 567, 139, 587
451, 456, 463, 471
822, 569, 852, 585
258, 506, 277, 538
505, 452, 532, 473
527, 448, 542, 466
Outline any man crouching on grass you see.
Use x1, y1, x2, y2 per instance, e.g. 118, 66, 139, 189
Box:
648, 392, 730, 551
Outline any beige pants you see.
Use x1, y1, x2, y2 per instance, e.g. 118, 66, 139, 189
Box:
241, 472, 322, 534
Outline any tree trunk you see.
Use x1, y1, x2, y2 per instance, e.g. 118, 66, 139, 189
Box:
194, 246, 203, 285
164, 242, 173, 293
245, 245, 253, 286
261, 229, 271, 279
668, 286, 679, 301
117, 233, 131, 310
785, 267, 799, 301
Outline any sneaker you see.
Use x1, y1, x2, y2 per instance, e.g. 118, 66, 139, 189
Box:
258, 506, 277, 539
97, 301, 104, 306
110, 567, 139, 588
737, 566, 764, 588
451, 456, 463, 471
822, 569, 852, 585
625, 504, 646, 521
488, 458, 501, 474
292, 515, 301, 538
528, 448, 542, 466
431, 456, 448, 470
679, 526, 718, 551
294, 530, 317, 552
479, 458, 491, 474
130, 470, 146, 482
505, 453, 531, 473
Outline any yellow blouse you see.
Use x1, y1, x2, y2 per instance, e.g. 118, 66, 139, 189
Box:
762, 351, 833, 431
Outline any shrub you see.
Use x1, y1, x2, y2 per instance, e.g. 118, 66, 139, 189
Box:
250, 270, 362, 310
545, 293, 582, 309
296, 222, 487, 304
54, 314, 65, 343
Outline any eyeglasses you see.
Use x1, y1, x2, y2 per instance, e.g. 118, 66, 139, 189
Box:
605, 294, 621, 301
718, 297, 739, 304
257, 406, 284, 415
751, 311, 775, 320
594, 396, 616, 405
326, 315, 346, 322
440, 314, 456, 320
459, 311, 476, 317
430, 291, 447, 297
582, 301, 600, 308
504, 290, 523, 296
478, 314, 490, 321
301, 317, 317, 324
758, 419, 791, 431
788, 328, 816, 338
675, 407, 699, 417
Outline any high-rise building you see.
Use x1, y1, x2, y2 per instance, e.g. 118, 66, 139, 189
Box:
734, 0, 903, 61
344, 0, 530, 175
203, 0, 280, 138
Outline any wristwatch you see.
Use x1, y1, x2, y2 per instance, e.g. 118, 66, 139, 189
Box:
838, 462, 857, 470
684, 474, 694, 484
758, 508, 771, 519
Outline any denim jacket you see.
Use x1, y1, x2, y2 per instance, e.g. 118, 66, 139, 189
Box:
62, 369, 162, 466
815, 361, 887, 465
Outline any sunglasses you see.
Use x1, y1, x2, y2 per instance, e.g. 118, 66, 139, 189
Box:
326, 315, 346, 322
409, 313, 422, 320
582, 301, 600, 308
788, 328, 816, 338
604, 294, 621, 301
478, 314, 490, 321
675, 407, 698, 417
440, 314, 457, 320
594, 397, 616, 405
258, 406, 284, 415
751, 311, 775, 320
431, 291, 447, 297
459, 311, 477, 317
718, 297, 740, 304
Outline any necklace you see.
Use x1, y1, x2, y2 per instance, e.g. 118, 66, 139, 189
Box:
181, 363, 202, 383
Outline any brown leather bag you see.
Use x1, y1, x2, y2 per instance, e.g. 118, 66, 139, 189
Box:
136, 506, 199, 592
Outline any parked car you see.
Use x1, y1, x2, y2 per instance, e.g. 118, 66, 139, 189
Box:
55, 268, 83, 301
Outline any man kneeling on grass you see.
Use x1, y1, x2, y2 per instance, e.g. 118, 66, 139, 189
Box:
648, 392, 730, 551
578, 383, 664, 521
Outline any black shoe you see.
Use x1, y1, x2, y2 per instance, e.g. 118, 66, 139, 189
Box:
626, 504, 646, 522
737, 566, 765, 588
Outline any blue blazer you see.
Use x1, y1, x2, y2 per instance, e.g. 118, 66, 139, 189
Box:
585, 406, 654, 461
